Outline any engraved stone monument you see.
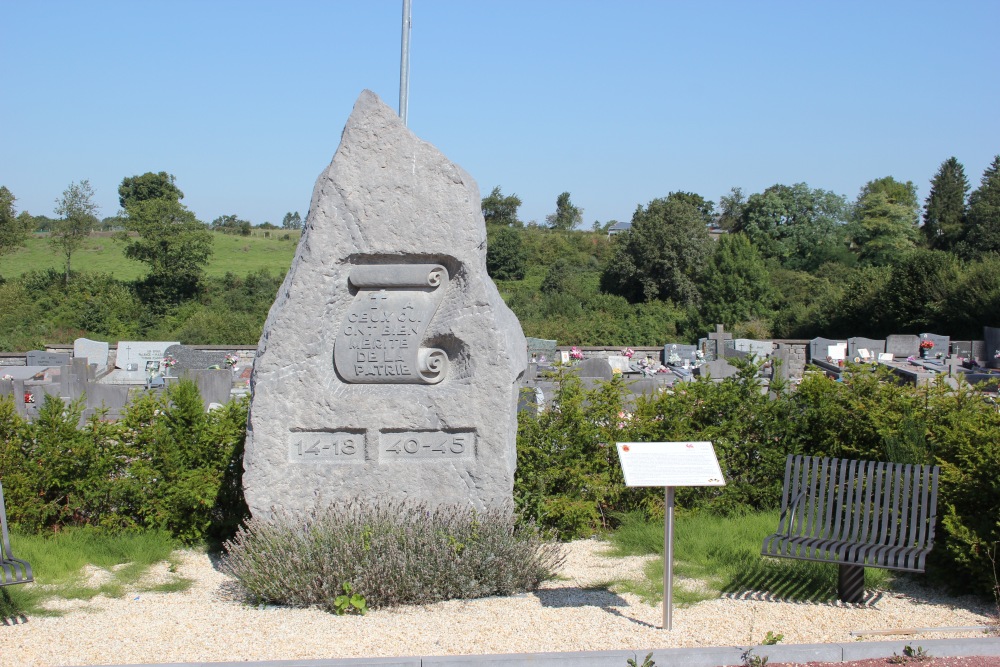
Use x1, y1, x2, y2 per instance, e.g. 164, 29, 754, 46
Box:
243, 90, 527, 517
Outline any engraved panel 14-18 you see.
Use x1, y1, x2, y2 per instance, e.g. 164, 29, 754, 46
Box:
288, 432, 365, 463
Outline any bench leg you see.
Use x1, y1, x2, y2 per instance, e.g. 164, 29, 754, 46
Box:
838, 564, 865, 603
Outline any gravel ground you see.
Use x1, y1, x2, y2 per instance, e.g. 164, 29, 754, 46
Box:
2, 539, 997, 667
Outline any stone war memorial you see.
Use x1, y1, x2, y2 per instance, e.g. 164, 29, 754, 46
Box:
243, 90, 527, 518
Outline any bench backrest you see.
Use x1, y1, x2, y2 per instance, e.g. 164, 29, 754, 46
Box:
776, 455, 940, 549
0, 480, 16, 562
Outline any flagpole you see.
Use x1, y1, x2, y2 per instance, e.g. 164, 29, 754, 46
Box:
399, 0, 411, 125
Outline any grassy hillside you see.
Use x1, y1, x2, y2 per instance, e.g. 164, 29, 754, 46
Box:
0, 230, 301, 281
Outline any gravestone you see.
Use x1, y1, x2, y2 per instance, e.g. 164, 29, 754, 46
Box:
164, 345, 230, 373
26, 351, 70, 367
951, 341, 973, 360
663, 343, 697, 366
733, 339, 774, 358
575, 357, 614, 380
526, 337, 557, 363
985, 327, 1000, 369
972, 340, 986, 363
847, 337, 885, 361
886, 335, 920, 359
809, 337, 846, 362
115, 341, 180, 371
243, 91, 526, 518
696, 359, 738, 379
708, 325, 733, 358
179, 369, 232, 409
607, 355, 631, 374
918, 333, 950, 358
74, 338, 110, 374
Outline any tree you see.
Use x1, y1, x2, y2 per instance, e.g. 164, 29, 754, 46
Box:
486, 225, 526, 280
546, 192, 583, 230
849, 189, 920, 266
281, 211, 302, 230
481, 187, 522, 227
701, 233, 773, 328
52, 180, 100, 282
118, 195, 213, 305
962, 155, 1000, 257
922, 157, 969, 251
718, 187, 747, 231
734, 183, 850, 270
857, 176, 920, 224
600, 197, 712, 305
663, 191, 715, 223
118, 171, 183, 208
211, 214, 251, 236
0, 186, 31, 259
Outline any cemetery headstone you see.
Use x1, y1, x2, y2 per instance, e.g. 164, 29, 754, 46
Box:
809, 337, 847, 363
950, 341, 973, 360
607, 355, 632, 374
164, 345, 230, 373
575, 357, 614, 380
74, 338, 110, 374
985, 327, 1000, 369
26, 351, 70, 367
708, 325, 733, 358
886, 335, 920, 359
733, 339, 774, 358
918, 333, 950, 359
243, 91, 527, 518
696, 359, 739, 379
847, 337, 886, 361
115, 341, 180, 371
663, 343, 697, 366
526, 337, 557, 363
972, 340, 986, 364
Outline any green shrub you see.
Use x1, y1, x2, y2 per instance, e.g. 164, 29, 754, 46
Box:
222, 500, 563, 611
0, 382, 248, 544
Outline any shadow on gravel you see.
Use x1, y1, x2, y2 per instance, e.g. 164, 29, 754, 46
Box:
534, 586, 630, 609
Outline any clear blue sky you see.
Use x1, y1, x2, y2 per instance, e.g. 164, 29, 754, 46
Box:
3, 1, 998, 229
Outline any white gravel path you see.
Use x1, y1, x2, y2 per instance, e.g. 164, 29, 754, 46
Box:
2, 540, 996, 667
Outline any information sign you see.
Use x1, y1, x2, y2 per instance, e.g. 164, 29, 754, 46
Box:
616, 441, 725, 487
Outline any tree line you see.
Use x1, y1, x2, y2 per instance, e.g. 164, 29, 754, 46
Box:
485, 155, 1000, 342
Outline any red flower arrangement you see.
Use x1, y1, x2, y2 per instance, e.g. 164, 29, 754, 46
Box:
919, 340, 934, 350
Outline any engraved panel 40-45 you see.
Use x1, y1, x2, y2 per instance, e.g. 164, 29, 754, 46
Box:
288, 432, 364, 463
379, 431, 475, 460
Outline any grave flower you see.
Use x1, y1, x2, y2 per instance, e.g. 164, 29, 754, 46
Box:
161, 355, 178, 368
622, 347, 634, 358
225, 353, 240, 367
1, 374, 11, 381
569, 346, 583, 360
919, 340, 934, 350
24, 391, 34, 404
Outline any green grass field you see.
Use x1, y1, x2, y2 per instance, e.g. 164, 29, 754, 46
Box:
0, 230, 301, 281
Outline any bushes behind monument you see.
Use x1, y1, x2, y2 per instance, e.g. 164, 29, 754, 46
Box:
0, 379, 248, 543
222, 501, 563, 611
516, 361, 1000, 597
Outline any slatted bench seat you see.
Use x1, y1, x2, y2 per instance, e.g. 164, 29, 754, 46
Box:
761, 454, 939, 603
1, 481, 33, 587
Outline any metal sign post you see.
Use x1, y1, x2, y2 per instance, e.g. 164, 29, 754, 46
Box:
616, 441, 725, 631
664, 485, 675, 630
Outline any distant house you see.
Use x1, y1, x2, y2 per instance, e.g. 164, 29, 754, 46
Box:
607, 220, 632, 237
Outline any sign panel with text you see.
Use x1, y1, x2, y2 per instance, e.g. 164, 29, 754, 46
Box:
616, 441, 725, 487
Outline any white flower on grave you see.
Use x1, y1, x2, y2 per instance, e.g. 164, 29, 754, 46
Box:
1, 374, 11, 381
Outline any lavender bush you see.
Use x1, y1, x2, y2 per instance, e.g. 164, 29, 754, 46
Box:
221, 500, 564, 611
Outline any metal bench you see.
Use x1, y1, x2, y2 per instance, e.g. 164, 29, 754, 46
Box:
0, 481, 33, 587
761, 454, 939, 603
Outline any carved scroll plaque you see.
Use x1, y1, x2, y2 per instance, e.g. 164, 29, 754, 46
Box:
334, 264, 449, 384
